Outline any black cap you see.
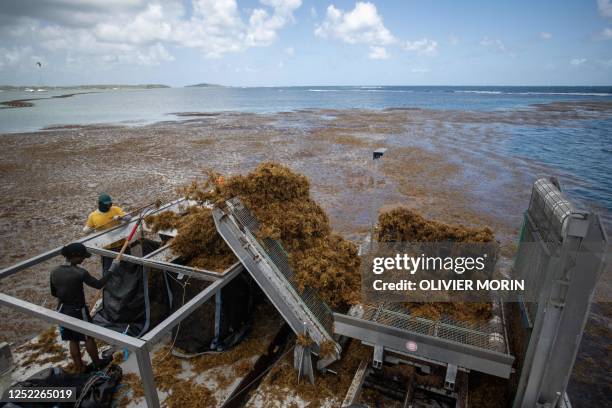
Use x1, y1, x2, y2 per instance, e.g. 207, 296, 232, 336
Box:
61, 243, 91, 259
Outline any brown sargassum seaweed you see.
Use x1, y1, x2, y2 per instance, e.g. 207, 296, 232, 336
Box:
147, 162, 496, 321
376, 207, 495, 322
148, 162, 361, 309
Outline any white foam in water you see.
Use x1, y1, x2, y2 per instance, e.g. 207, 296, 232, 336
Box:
306, 88, 413, 92
455, 90, 503, 94
455, 90, 612, 96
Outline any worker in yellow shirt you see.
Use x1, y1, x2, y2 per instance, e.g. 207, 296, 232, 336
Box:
83, 193, 131, 273
83, 193, 130, 233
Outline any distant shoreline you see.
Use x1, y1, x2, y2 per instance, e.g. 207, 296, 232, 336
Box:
2, 84, 611, 92
0, 84, 169, 92
0, 91, 100, 109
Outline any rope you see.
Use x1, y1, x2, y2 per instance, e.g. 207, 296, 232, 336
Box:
158, 276, 190, 360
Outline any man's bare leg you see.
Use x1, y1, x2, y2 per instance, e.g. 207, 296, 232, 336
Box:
69, 340, 84, 373
84, 337, 102, 368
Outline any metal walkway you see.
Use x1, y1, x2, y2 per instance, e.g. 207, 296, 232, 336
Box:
213, 197, 340, 367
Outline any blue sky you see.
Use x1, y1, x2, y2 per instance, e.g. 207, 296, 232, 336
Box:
0, 0, 610, 86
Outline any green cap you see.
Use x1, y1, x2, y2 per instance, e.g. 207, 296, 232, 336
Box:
98, 193, 112, 205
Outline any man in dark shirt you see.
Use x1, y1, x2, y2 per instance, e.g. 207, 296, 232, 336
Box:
50, 242, 118, 373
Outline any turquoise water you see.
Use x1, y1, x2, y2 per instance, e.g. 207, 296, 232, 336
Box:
1, 85, 611, 217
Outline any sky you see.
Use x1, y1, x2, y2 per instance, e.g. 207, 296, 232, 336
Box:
0, 0, 611, 87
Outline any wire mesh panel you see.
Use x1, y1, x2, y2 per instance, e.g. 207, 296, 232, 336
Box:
515, 216, 557, 323
361, 303, 509, 354
514, 178, 569, 323
224, 197, 336, 339
529, 178, 574, 244
261, 238, 335, 335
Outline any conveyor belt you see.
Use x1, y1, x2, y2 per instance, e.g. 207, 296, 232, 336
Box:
334, 302, 514, 378
213, 197, 340, 366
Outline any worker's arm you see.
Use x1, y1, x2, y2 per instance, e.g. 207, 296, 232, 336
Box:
82, 264, 119, 290
50, 276, 57, 297
112, 206, 131, 223
83, 213, 95, 233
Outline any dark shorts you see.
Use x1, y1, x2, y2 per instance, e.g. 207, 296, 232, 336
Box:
57, 304, 92, 342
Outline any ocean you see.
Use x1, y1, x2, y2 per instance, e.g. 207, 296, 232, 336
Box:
1, 85, 612, 134
2, 85, 610, 222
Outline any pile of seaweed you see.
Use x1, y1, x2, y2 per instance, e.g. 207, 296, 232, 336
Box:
146, 207, 236, 271
377, 207, 494, 243
376, 207, 495, 322
147, 162, 361, 309
257, 339, 372, 406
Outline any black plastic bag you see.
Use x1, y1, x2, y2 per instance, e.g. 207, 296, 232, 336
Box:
1, 364, 122, 408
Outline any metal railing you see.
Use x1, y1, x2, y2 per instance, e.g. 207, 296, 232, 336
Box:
0, 200, 243, 408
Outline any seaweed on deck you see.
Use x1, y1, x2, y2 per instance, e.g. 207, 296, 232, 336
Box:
131, 303, 281, 407
376, 207, 496, 322
16, 327, 67, 368
148, 162, 361, 308
255, 339, 372, 406
147, 162, 498, 322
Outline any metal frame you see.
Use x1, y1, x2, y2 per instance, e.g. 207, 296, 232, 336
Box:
334, 312, 514, 379
341, 359, 369, 407
0, 201, 244, 408
512, 178, 608, 408
213, 198, 341, 367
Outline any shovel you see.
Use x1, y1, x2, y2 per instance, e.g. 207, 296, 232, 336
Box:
89, 218, 142, 311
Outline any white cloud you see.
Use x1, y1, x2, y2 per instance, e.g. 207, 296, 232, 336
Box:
598, 0, 612, 18
93, 4, 173, 45
135, 42, 175, 65
480, 36, 506, 52
598, 58, 612, 67
315, 2, 395, 46
245, 0, 302, 48
410, 67, 430, 73
234, 65, 258, 73
315, 2, 437, 60
570, 58, 587, 66
0, 46, 33, 69
403, 38, 438, 55
368, 46, 389, 59
448, 34, 459, 45
599, 27, 612, 39
540, 32, 552, 40
284, 46, 295, 55
0, 0, 303, 71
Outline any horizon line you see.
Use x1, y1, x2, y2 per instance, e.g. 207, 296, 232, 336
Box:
2, 83, 612, 88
